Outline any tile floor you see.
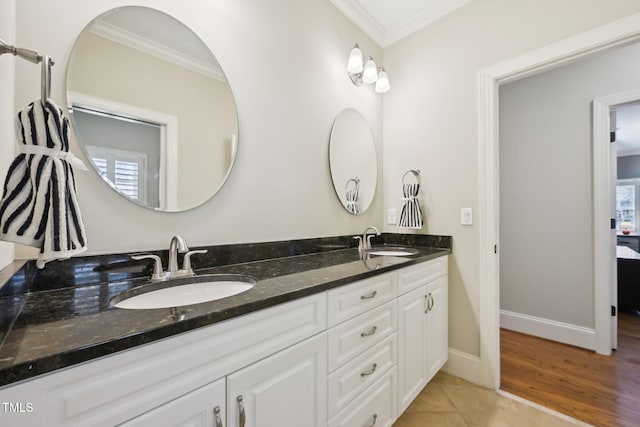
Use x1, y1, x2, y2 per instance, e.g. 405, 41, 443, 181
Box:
393, 372, 589, 427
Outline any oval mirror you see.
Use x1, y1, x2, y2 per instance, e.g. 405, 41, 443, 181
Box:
66, 6, 238, 212
329, 108, 377, 214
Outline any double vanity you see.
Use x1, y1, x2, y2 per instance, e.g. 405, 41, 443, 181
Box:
0, 233, 450, 426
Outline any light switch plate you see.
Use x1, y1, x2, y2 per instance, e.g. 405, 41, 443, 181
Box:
461, 208, 472, 225
387, 208, 397, 224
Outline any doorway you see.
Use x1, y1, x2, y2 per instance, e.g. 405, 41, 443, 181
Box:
478, 16, 640, 389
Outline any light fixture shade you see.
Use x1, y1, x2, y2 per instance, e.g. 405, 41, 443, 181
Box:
347, 45, 363, 74
375, 69, 390, 93
362, 57, 378, 84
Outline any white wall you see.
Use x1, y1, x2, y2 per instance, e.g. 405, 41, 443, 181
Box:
382, 0, 640, 358
13, 0, 383, 257
0, 0, 16, 269
500, 40, 640, 330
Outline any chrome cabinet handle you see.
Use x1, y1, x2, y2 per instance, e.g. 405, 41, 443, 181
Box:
360, 290, 377, 300
360, 363, 378, 377
237, 396, 245, 427
425, 293, 434, 313
424, 294, 429, 313
364, 414, 378, 427
360, 325, 378, 337
214, 406, 223, 427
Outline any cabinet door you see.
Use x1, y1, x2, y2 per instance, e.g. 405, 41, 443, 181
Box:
397, 285, 428, 414
425, 276, 448, 382
227, 333, 327, 427
121, 378, 225, 427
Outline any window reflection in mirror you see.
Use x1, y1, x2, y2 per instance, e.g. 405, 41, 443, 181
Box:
67, 6, 239, 212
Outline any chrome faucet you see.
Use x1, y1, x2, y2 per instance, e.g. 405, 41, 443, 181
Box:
168, 235, 189, 275
131, 235, 208, 282
355, 226, 380, 251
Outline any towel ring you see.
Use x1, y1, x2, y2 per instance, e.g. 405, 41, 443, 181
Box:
402, 168, 421, 185
345, 177, 360, 192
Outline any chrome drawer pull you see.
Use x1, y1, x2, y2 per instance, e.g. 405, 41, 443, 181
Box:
360, 326, 378, 337
237, 395, 246, 427
360, 291, 377, 300
214, 406, 223, 427
364, 414, 378, 427
425, 293, 434, 313
360, 363, 378, 377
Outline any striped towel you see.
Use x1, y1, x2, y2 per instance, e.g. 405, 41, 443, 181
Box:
345, 178, 360, 215
0, 99, 88, 268
398, 183, 423, 229
345, 189, 359, 215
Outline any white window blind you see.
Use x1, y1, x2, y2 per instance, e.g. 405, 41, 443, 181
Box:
86, 146, 147, 203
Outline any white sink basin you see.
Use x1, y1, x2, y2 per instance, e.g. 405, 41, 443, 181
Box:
366, 247, 419, 257
112, 274, 255, 309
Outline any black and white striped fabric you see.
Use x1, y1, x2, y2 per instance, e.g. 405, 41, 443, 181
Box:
345, 178, 360, 215
398, 183, 423, 229
345, 190, 359, 214
0, 99, 88, 268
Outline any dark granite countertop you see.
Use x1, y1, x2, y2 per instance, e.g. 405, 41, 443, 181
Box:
0, 233, 450, 388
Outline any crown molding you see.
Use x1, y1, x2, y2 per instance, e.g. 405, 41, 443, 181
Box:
329, 0, 386, 46
330, 0, 470, 47
90, 20, 226, 82
384, 0, 471, 47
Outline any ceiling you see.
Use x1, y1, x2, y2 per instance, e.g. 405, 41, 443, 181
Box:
329, 0, 472, 47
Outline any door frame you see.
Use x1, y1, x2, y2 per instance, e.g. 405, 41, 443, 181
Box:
478, 13, 640, 389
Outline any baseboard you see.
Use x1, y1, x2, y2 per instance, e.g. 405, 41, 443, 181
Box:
500, 310, 596, 350
442, 348, 482, 385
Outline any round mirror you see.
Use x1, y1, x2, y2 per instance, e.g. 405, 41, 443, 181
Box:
66, 6, 238, 212
329, 108, 377, 214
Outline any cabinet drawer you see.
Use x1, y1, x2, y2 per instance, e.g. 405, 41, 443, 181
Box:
328, 272, 396, 327
398, 256, 448, 295
328, 300, 397, 372
328, 366, 397, 427
327, 334, 397, 419
121, 378, 225, 427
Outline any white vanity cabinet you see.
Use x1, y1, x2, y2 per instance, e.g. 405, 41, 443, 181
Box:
326, 272, 399, 427
123, 333, 327, 427
121, 378, 226, 427
0, 254, 449, 427
397, 258, 448, 414
226, 333, 327, 427
0, 293, 326, 427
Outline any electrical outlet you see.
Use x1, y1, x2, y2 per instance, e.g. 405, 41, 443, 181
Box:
461, 208, 472, 225
387, 208, 397, 224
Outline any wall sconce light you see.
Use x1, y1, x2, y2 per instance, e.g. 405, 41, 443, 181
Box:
347, 44, 390, 93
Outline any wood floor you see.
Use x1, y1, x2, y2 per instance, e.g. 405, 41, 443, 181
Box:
500, 314, 640, 427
